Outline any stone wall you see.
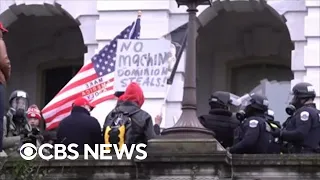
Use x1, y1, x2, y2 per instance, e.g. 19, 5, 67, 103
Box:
1, 139, 320, 180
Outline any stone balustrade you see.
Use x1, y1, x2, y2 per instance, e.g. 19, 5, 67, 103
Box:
1, 139, 320, 180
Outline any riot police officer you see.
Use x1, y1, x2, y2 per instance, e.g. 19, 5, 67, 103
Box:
272, 82, 320, 153
2, 90, 32, 155
265, 109, 281, 153
229, 93, 273, 154
199, 91, 240, 148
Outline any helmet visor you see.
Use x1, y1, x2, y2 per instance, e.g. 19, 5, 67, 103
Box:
11, 97, 28, 111
228, 93, 241, 106
237, 94, 252, 110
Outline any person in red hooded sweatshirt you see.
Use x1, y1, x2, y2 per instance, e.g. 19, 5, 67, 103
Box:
104, 82, 158, 146
112, 90, 162, 135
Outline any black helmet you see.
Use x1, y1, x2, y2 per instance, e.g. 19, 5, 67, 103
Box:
209, 91, 241, 110
285, 82, 316, 114
209, 91, 232, 109
292, 82, 316, 99
236, 93, 269, 120
9, 90, 29, 112
244, 93, 269, 112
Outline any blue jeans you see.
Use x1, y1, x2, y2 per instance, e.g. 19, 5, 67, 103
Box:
0, 84, 5, 151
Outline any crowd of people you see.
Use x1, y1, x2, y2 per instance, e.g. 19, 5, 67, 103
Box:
203, 82, 320, 154
0, 82, 163, 156
0, 80, 319, 157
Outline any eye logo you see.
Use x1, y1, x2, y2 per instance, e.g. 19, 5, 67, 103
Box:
20, 143, 37, 160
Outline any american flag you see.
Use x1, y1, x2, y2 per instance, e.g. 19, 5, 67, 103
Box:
42, 17, 141, 130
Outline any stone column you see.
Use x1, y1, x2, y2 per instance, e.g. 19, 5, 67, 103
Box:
303, 0, 320, 107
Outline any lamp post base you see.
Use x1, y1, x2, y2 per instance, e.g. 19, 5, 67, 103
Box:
161, 109, 214, 138
161, 127, 214, 138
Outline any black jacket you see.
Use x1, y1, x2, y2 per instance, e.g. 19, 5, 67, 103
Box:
57, 106, 104, 154
199, 109, 240, 148
281, 103, 320, 152
106, 100, 161, 135
230, 115, 273, 154
103, 101, 157, 145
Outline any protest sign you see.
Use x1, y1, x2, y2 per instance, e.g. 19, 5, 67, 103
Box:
115, 39, 171, 92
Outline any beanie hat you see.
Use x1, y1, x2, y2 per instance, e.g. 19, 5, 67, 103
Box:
27, 104, 41, 120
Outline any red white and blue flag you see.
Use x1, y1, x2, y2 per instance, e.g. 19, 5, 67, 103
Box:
42, 17, 141, 130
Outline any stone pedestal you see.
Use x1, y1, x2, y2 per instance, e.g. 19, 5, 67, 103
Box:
231, 154, 320, 180
2, 147, 320, 180
137, 138, 231, 180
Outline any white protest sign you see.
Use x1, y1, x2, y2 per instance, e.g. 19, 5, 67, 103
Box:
115, 39, 171, 93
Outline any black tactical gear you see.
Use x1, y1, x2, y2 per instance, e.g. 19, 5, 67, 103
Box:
230, 94, 272, 154
286, 82, 316, 114
236, 93, 269, 121
9, 90, 29, 120
265, 110, 282, 154
230, 115, 273, 154
199, 109, 239, 148
201, 91, 240, 148
275, 103, 320, 153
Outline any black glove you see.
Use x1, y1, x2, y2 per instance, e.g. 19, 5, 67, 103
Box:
271, 128, 281, 138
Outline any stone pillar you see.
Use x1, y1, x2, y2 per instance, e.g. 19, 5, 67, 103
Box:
303, 1, 320, 107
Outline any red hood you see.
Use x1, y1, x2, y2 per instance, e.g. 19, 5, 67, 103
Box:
118, 82, 145, 107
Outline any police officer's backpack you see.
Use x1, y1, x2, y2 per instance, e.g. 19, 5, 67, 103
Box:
104, 109, 140, 151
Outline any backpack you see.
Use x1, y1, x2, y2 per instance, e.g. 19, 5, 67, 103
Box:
104, 108, 140, 151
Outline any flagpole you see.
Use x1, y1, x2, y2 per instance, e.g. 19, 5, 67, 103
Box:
166, 31, 187, 85
160, 31, 187, 128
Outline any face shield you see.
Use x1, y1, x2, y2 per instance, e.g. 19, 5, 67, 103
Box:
229, 93, 241, 106
227, 93, 241, 112
237, 94, 252, 110
235, 94, 256, 121
237, 93, 270, 112
11, 97, 28, 111
10, 96, 29, 121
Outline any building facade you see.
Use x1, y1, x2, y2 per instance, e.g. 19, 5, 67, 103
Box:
0, 0, 319, 127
